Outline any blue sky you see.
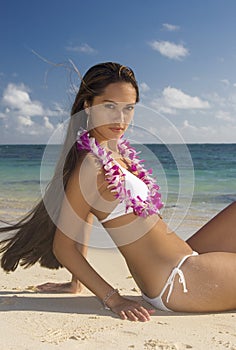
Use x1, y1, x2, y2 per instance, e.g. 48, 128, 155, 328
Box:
1, 0, 236, 143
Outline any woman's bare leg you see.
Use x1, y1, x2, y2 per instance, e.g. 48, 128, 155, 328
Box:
186, 202, 236, 253
163, 251, 236, 312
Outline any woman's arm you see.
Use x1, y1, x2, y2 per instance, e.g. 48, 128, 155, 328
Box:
53, 162, 154, 321
53, 228, 154, 321
35, 212, 93, 293
70, 212, 93, 291
75, 212, 93, 258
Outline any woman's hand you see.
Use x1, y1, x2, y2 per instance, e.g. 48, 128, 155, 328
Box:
108, 294, 155, 322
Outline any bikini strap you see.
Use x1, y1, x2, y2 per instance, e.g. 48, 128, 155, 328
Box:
160, 251, 198, 303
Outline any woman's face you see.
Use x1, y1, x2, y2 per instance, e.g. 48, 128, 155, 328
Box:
86, 82, 137, 142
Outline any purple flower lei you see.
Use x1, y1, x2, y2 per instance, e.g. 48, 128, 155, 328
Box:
76, 129, 163, 218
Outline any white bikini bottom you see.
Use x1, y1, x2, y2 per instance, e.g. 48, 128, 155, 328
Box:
142, 251, 199, 312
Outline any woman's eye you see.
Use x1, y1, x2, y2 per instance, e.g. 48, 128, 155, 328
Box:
125, 106, 134, 111
104, 104, 115, 109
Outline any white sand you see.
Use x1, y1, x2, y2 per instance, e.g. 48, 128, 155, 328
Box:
0, 247, 235, 350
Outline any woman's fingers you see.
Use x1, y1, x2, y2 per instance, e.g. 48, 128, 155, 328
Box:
111, 297, 155, 322
140, 306, 155, 317
120, 306, 155, 322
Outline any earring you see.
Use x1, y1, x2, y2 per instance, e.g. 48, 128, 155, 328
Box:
85, 107, 91, 131
130, 118, 134, 131
86, 116, 89, 130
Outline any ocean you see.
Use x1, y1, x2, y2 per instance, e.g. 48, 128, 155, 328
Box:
0, 143, 235, 242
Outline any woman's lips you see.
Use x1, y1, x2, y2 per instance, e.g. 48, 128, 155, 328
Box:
109, 127, 124, 133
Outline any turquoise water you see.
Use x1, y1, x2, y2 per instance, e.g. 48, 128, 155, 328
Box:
0, 143, 235, 239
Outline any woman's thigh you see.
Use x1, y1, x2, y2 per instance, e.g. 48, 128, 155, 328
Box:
163, 251, 236, 312
186, 202, 236, 253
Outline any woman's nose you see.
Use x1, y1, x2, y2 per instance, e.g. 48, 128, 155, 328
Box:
113, 109, 125, 123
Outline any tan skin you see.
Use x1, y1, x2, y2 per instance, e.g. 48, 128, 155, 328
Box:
36, 214, 92, 293
50, 82, 236, 321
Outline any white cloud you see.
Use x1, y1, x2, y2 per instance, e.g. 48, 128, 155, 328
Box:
220, 79, 230, 86
145, 118, 236, 144
44, 116, 54, 130
0, 82, 68, 143
179, 119, 236, 143
2, 83, 44, 116
162, 23, 180, 31
18, 115, 34, 127
140, 82, 150, 93
162, 87, 210, 109
151, 86, 210, 114
16, 115, 38, 135
228, 92, 236, 107
1, 83, 66, 118
144, 86, 236, 143
183, 119, 196, 129
206, 92, 227, 108
149, 40, 189, 60
215, 110, 234, 122
66, 43, 97, 54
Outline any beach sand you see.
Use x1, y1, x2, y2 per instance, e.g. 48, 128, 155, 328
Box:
0, 247, 235, 350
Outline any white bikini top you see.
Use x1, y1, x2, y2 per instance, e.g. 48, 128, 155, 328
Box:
100, 163, 149, 224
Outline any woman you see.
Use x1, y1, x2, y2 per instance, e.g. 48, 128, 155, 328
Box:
0, 62, 236, 322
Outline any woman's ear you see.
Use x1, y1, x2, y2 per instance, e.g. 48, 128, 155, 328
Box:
83, 101, 90, 116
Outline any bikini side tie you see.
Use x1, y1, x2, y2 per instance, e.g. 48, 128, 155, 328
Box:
164, 251, 198, 303
166, 267, 188, 303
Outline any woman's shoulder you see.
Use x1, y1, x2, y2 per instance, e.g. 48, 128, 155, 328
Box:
65, 152, 106, 207
76, 151, 103, 171
75, 152, 106, 186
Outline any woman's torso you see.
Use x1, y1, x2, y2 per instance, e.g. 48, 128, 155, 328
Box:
82, 154, 193, 296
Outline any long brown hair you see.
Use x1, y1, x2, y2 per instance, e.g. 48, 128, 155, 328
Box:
0, 62, 139, 271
